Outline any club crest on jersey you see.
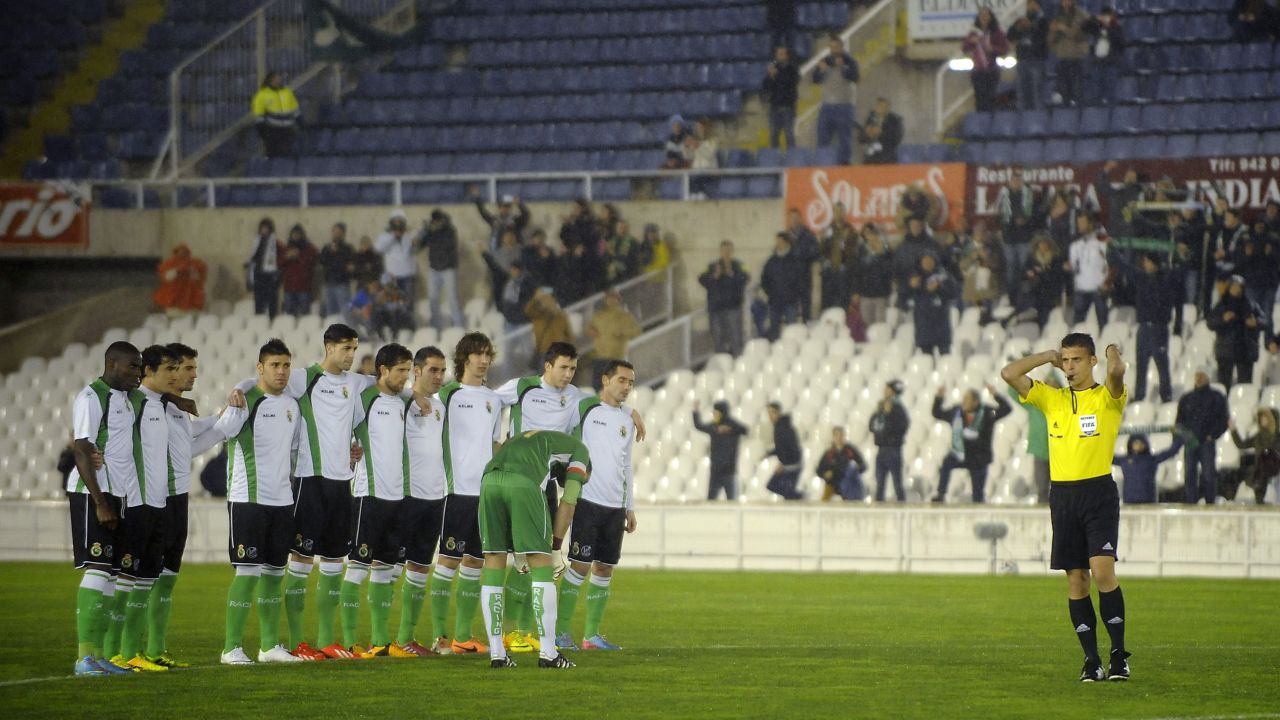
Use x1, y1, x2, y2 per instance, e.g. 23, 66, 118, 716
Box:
434, 409, 441, 421
90, 542, 103, 558
559, 395, 567, 407
485, 401, 493, 414
619, 425, 628, 438
446, 537, 456, 551
343, 386, 349, 399
287, 409, 294, 423
236, 544, 246, 559
121, 554, 133, 568
358, 544, 369, 558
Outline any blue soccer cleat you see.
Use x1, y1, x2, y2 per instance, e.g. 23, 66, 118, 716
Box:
94, 657, 134, 675
555, 633, 575, 652
581, 634, 622, 651
75, 656, 105, 676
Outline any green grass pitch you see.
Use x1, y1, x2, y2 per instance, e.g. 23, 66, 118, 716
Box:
2, 563, 1278, 719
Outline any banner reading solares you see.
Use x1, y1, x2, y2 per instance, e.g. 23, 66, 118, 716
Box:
785, 163, 969, 235
0, 182, 90, 248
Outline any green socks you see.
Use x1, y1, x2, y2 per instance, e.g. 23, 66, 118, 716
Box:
256, 569, 284, 652
583, 574, 612, 639
119, 579, 152, 659
315, 562, 344, 648
396, 569, 429, 646
222, 573, 256, 654
103, 577, 132, 658
283, 561, 311, 649
505, 568, 533, 634
430, 565, 456, 641
368, 567, 394, 647
145, 572, 178, 657
76, 570, 110, 658
340, 576, 363, 649
453, 566, 482, 641
556, 567, 586, 637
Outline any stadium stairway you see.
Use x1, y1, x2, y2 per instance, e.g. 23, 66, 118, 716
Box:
0, 0, 165, 179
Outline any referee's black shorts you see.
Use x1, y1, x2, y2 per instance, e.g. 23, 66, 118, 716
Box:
1049, 475, 1120, 571
567, 499, 627, 567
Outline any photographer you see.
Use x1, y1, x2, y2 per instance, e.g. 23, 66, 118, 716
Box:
811, 36, 859, 165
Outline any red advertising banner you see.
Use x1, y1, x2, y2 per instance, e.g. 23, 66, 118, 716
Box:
0, 182, 90, 248
785, 163, 969, 235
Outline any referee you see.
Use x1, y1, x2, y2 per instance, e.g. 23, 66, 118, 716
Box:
1002, 333, 1130, 682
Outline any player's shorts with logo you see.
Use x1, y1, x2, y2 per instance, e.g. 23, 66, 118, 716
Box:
348, 495, 403, 566
1049, 474, 1120, 570
397, 497, 445, 566
567, 498, 626, 566
439, 493, 484, 560
117, 503, 166, 579
68, 492, 123, 569
228, 501, 292, 567
161, 492, 189, 573
292, 475, 352, 559
478, 472, 553, 555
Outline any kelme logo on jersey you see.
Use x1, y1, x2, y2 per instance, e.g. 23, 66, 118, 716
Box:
90, 542, 103, 558
236, 544, 246, 559
358, 543, 369, 558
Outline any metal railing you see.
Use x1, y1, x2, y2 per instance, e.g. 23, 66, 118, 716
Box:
627, 308, 714, 387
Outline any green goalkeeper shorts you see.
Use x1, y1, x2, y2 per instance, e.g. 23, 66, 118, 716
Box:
478, 471, 553, 555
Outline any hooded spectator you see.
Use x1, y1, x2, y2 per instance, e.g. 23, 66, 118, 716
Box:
525, 288, 573, 361
153, 243, 207, 314
1113, 434, 1182, 504
1208, 275, 1265, 388
1229, 408, 1280, 504
765, 402, 804, 500
693, 400, 748, 500
421, 209, 463, 329
662, 115, 691, 169
318, 223, 354, 317
280, 223, 318, 317
910, 254, 959, 355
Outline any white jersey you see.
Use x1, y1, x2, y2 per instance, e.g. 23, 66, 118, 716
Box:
352, 388, 408, 501
405, 393, 446, 500
214, 387, 300, 506
66, 379, 137, 500
241, 365, 371, 480
439, 382, 502, 496
165, 403, 222, 496
495, 376, 588, 434
574, 398, 635, 510
129, 387, 171, 509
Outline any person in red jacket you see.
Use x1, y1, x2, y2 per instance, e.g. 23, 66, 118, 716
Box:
963, 7, 1010, 111
153, 243, 207, 314
280, 223, 318, 317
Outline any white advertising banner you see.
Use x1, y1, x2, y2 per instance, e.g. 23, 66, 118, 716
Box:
907, 0, 1026, 41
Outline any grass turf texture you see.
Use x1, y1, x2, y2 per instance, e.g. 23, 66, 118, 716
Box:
1, 563, 1278, 719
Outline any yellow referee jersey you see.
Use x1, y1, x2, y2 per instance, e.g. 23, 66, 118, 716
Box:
1019, 380, 1127, 482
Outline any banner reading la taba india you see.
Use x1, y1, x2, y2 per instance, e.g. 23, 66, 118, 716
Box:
785, 163, 969, 235
0, 182, 90, 248
908, 0, 1025, 40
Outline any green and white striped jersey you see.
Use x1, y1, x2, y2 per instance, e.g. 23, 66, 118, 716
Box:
439, 381, 503, 496
352, 387, 408, 501
165, 403, 221, 496
65, 378, 137, 500
405, 393, 446, 500
495, 375, 588, 434
574, 397, 635, 510
214, 387, 300, 506
128, 386, 171, 509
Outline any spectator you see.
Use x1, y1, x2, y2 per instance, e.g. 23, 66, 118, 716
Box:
1113, 434, 1183, 504
1231, 0, 1279, 40
1131, 253, 1177, 402
761, 232, 806, 340
811, 36, 860, 165
1234, 228, 1278, 336
962, 7, 1009, 112
851, 223, 894, 326
372, 281, 414, 338
153, 243, 207, 315
1008, 0, 1050, 109
1175, 368, 1229, 504
815, 426, 868, 501
1084, 6, 1125, 105
604, 220, 643, 285
246, 217, 282, 319
930, 384, 1012, 503
347, 280, 380, 341
1045, 192, 1078, 256
421, 209, 464, 329
819, 239, 854, 312
895, 216, 940, 307
357, 354, 375, 376
936, 223, 967, 282
997, 170, 1037, 295
1012, 236, 1068, 327
662, 115, 691, 169
688, 119, 720, 199
821, 203, 857, 258
1008, 374, 1054, 503
787, 211, 821, 321
693, 400, 748, 501
483, 229, 524, 306
897, 184, 939, 229
765, 402, 804, 500
560, 198, 600, 255
1069, 213, 1109, 327
586, 289, 642, 366
961, 221, 1005, 325
1170, 209, 1209, 317
869, 380, 910, 501
520, 229, 559, 287
1229, 409, 1280, 504
557, 243, 595, 305
525, 288, 573, 362
351, 235, 383, 289
251, 70, 299, 158
1210, 206, 1248, 282
497, 260, 534, 333
640, 223, 671, 276
1096, 162, 1143, 240
1209, 275, 1265, 388
762, 46, 800, 149
318, 223, 354, 318
375, 210, 420, 302
700, 240, 750, 356
280, 223, 317, 318
909, 254, 959, 355
858, 97, 904, 164
472, 189, 529, 250
1049, 0, 1090, 106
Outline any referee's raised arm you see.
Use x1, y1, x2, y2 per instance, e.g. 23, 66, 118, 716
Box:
1104, 344, 1126, 399
1000, 350, 1061, 397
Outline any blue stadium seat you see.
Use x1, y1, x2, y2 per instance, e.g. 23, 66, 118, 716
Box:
756, 148, 784, 167
1131, 135, 1166, 158
987, 111, 1018, 139
960, 112, 991, 139
1073, 138, 1106, 161
813, 145, 839, 166
1110, 105, 1141, 134
1012, 139, 1043, 164
985, 141, 1014, 164
1047, 107, 1078, 136
1137, 104, 1171, 133
1044, 139, 1073, 162
1165, 133, 1197, 156
1194, 133, 1229, 156
745, 175, 779, 198
1021, 110, 1050, 137
783, 148, 815, 167
1081, 107, 1111, 135
1103, 136, 1136, 160
594, 178, 631, 201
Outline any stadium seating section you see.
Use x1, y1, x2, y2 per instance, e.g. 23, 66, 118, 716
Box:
2, 0, 106, 141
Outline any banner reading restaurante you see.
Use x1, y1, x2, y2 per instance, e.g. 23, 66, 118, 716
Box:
785, 162, 969, 235
0, 182, 90, 248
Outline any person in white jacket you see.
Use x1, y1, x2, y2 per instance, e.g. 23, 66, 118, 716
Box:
374, 209, 420, 307
1069, 214, 1110, 327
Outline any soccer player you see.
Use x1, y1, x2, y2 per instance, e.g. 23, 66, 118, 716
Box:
340, 343, 413, 658
478, 431, 589, 669
146, 343, 223, 667
67, 341, 141, 676
393, 346, 449, 656
216, 339, 305, 665
557, 360, 639, 651
432, 332, 504, 655
1001, 333, 1131, 682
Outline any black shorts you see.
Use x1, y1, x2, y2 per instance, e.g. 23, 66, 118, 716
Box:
162, 493, 189, 573
228, 501, 292, 568
545, 482, 559, 523
439, 494, 483, 561
292, 476, 352, 559
398, 496, 445, 567
567, 499, 627, 567
68, 492, 122, 570
1049, 475, 1120, 571
118, 503, 166, 579
349, 496, 403, 566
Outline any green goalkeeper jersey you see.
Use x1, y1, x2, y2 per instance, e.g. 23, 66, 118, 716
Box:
483, 430, 591, 493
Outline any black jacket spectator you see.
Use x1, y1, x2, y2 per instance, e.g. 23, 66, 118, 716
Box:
1096, 166, 1143, 238
859, 107, 904, 164
932, 393, 1012, 467
1132, 264, 1178, 324
1007, 8, 1049, 60
1233, 234, 1278, 295
870, 399, 910, 446
894, 227, 939, 293
820, 251, 854, 310
421, 211, 459, 272
853, 240, 895, 299
319, 237, 354, 285
1208, 286, 1264, 365
762, 247, 807, 310
556, 245, 594, 305
910, 262, 959, 353
817, 443, 867, 485
693, 402, 748, 475
1175, 384, 1228, 445
768, 413, 802, 466
351, 243, 383, 287
761, 57, 799, 109
475, 197, 530, 249
699, 258, 750, 311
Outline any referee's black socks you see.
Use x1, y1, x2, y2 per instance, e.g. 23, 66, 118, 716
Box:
1068, 596, 1100, 663
1098, 586, 1125, 653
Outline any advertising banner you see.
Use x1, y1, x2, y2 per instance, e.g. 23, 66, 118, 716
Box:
907, 0, 1025, 40
785, 162, 969, 235
0, 182, 91, 248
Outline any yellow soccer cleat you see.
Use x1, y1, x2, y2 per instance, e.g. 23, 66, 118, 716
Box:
523, 633, 541, 652
503, 631, 534, 653
388, 643, 420, 658
127, 654, 170, 672
146, 653, 191, 669
108, 655, 140, 672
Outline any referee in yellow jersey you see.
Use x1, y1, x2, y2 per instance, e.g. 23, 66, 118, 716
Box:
1002, 333, 1130, 683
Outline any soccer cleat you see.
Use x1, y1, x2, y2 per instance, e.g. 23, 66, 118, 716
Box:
523, 633, 541, 651
220, 647, 255, 665
146, 653, 191, 669
320, 643, 358, 660
433, 637, 454, 655
75, 656, 106, 676
388, 643, 420, 658
258, 644, 305, 663
538, 652, 576, 669
402, 640, 436, 656
503, 631, 534, 653
555, 633, 576, 651
451, 638, 488, 654
581, 634, 622, 651
94, 657, 133, 675
1079, 657, 1106, 682
108, 655, 139, 672
127, 654, 170, 672
490, 656, 518, 669
1108, 650, 1131, 681
362, 645, 390, 658
291, 642, 327, 661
